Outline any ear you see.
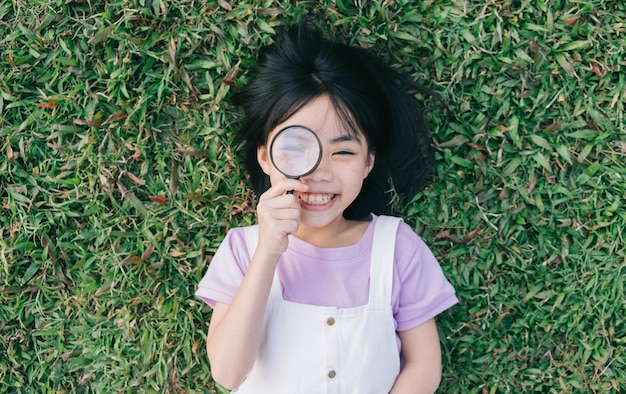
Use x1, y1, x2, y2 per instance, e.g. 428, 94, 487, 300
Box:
363, 152, 375, 179
257, 145, 272, 175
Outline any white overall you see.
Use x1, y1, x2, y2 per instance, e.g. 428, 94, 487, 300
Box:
235, 216, 402, 394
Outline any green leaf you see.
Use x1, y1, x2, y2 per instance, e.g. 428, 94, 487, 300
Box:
562, 40, 591, 51
529, 134, 553, 151
392, 31, 420, 43
556, 145, 572, 164
555, 54, 574, 75
256, 19, 276, 34
532, 152, 552, 172
451, 156, 474, 168
21, 261, 41, 284
502, 157, 522, 178
567, 130, 598, 139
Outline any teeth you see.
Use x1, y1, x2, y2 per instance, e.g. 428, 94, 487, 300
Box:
299, 193, 334, 205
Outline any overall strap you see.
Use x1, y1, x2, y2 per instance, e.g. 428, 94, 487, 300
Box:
368, 216, 402, 305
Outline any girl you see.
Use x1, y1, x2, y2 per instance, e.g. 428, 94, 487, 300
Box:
196, 21, 458, 393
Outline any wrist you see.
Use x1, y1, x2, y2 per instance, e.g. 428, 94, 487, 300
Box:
250, 246, 282, 269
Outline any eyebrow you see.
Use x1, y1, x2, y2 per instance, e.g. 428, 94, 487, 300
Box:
330, 134, 362, 144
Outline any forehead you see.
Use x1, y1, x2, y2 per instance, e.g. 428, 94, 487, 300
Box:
271, 95, 366, 143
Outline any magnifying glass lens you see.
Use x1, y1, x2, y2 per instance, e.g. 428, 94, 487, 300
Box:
270, 126, 322, 179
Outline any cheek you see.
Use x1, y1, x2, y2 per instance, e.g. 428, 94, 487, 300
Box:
344, 165, 369, 185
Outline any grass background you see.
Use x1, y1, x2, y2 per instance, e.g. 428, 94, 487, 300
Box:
1, 0, 624, 392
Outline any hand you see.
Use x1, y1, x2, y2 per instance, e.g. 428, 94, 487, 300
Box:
255, 179, 309, 259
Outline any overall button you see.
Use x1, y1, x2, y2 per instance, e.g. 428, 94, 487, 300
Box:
326, 317, 335, 326
328, 370, 336, 379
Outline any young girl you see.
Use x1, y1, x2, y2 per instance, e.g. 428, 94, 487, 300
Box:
196, 21, 458, 393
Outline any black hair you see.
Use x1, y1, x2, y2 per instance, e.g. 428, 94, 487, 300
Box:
233, 21, 434, 220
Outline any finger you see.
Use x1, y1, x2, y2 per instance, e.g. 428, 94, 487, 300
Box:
258, 194, 302, 219
259, 179, 309, 200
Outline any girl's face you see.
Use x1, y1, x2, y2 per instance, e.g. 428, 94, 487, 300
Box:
258, 94, 375, 231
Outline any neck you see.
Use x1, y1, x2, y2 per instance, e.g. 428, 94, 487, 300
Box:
294, 217, 370, 248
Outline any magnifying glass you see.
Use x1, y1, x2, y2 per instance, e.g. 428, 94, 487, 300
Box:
269, 125, 322, 193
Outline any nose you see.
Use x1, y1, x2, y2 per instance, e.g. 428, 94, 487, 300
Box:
300, 153, 332, 182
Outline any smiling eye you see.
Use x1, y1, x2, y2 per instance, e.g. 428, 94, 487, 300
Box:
334, 150, 354, 156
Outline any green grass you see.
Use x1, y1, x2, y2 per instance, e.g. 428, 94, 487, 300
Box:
1, 0, 624, 392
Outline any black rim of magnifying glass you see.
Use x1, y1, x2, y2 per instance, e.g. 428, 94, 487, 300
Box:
269, 125, 323, 179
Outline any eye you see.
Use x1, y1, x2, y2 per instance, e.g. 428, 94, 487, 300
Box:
279, 146, 305, 153
333, 150, 354, 156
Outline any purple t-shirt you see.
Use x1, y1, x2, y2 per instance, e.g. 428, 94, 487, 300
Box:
196, 214, 458, 331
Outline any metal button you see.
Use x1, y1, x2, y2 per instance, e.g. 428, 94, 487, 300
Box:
326, 317, 335, 326
328, 370, 336, 378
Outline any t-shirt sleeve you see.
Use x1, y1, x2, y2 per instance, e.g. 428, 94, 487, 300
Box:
393, 222, 458, 331
195, 228, 251, 308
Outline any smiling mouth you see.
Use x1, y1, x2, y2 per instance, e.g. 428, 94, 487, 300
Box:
298, 193, 335, 205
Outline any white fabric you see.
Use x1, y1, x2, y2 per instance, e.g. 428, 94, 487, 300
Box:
234, 216, 402, 393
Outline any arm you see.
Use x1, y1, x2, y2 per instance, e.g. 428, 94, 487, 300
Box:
205, 254, 277, 389
205, 179, 308, 390
390, 318, 442, 394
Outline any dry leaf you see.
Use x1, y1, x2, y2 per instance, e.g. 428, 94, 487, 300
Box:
217, 0, 232, 11
170, 159, 179, 195
591, 63, 605, 77
99, 174, 114, 194
527, 176, 537, 194
464, 228, 481, 240
146, 262, 163, 272
192, 339, 203, 358
149, 195, 168, 203
41, 234, 57, 264
435, 230, 463, 243
54, 265, 72, 286
168, 250, 185, 257
61, 350, 74, 362
168, 35, 176, 64
6, 144, 14, 161
177, 148, 207, 158
36, 102, 58, 108
230, 202, 251, 215
139, 243, 155, 263
435, 230, 450, 239
467, 142, 486, 151
73, 118, 90, 125
78, 374, 93, 387
183, 190, 203, 200
126, 172, 146, 186
73, 118, 102, 127
222, 60, 241, 86
102, 111, 127, 125
120, 256, 140, 266
181, 69, 197, 94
